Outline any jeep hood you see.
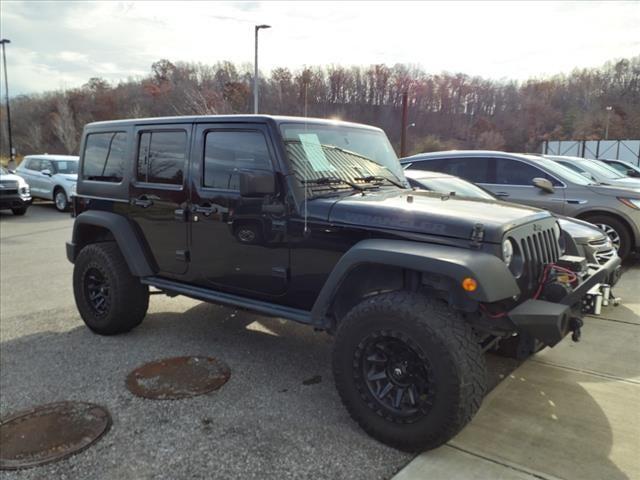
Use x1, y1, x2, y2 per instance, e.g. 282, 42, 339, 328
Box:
321, 189, 552, 243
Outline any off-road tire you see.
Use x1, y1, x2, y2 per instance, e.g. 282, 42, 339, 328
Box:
73, 242, 149, 335
332, 291, 487, 452
583, 214, 631, 260
11, 207, 27, 216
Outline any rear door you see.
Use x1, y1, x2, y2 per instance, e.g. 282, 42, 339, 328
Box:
129, 125, 191, 275
18, 158, 42, 195
188, 123, 289, 297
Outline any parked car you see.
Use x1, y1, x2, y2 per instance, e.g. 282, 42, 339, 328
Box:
0, 166, 32, 215
401, 150, 640, 259
599, 158, 640, 178
15, 154, 79, 211
404, 169, 621, 275
545, 155, 640, 189
67, 116, 619, 452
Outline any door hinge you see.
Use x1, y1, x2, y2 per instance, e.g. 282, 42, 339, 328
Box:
271, 266, 289, 279
176, 250, 190, 262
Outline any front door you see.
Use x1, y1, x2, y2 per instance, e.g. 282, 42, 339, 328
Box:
481, 157, 567, 213
129, 125, 190, 275
188, 123, 289, 298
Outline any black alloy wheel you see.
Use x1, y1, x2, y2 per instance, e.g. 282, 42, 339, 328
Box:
84, 267, 110, 315
356, 332, 435, 423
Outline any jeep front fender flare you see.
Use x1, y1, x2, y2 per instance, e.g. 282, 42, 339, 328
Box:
67, 211, 155, 277
310, 239, 520, 323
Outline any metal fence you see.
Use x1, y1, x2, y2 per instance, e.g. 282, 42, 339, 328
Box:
540, 140, 640, 166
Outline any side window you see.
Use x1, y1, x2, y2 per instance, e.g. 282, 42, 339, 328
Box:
83, 132, 127, 182
137, 131, 187, 185
25, 158, 40, 171
203, 131, 272, 190
40, 160, 53, 173
446, 157, 492, 183
495, 158, 562, 186
407, 159, 448, 173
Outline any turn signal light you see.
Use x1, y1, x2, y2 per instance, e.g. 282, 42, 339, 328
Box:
462, 277, 478, 292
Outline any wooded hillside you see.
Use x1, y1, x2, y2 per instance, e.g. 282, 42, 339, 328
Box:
1, 56, 638, 157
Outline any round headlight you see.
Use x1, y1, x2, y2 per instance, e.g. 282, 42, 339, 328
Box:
502, 239, 514, 266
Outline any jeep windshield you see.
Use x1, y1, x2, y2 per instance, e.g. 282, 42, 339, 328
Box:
280, 123, 407, 195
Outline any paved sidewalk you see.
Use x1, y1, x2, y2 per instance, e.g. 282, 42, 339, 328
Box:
393, 265, 640, 480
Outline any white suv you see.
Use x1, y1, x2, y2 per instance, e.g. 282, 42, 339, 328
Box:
15, 154, 79, 211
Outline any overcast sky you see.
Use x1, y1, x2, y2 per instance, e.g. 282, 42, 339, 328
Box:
1, 1, 639, 95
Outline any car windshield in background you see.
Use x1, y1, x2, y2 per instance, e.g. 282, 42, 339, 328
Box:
279, 123, 406, 193
533, 156, 595, 186
0, 166, 7, 175
581, 160, 626, 179
416, 176, 494, 200
54, 161, 79, 174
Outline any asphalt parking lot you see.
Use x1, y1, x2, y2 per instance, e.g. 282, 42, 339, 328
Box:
1, 205, 639, 479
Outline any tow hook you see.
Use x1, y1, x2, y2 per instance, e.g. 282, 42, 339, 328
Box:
570, 317, 584, 342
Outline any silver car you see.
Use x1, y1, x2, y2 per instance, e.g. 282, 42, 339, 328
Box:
404, 169, 621, 273
545, 155, 640, 189
401, 150, 640, 259
15, 154, 79, 211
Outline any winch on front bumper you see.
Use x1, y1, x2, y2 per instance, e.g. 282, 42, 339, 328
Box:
507, 253, 621, 347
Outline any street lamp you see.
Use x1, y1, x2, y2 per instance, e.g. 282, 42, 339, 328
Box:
253, 24, 271, 114
0, 38, 14, 168
605, 105, 613, 140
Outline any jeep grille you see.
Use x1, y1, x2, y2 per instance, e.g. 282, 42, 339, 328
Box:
508, 221, 561, 290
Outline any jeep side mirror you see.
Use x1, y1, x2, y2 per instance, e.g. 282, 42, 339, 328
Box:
532, 177, 554, 193
239, 171, 276, 197
41, 169, 52, 177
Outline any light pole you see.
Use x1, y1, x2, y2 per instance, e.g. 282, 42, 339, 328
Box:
605, 105, 613, 140
253, 24, 271, 114
0, 38, 14, 168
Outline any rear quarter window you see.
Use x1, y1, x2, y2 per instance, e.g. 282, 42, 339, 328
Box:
83, 132, 128, 182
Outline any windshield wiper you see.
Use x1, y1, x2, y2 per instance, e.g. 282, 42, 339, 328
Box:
302, 176, 366, 192
353, 174, 405, 189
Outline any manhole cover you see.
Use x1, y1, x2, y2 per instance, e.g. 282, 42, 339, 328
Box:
126, 356, 231, 400
0, 401, 111, 470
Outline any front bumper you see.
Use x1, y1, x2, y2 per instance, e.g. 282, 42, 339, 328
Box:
507, 254, 621, 347
0, 194, 32, 209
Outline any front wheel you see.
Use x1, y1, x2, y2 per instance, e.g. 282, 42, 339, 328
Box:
584, 214, 631, 260
332, 291, 487, 452
11, 207, 28, 216
54, 189, 69, 212
73, 242, 149, 335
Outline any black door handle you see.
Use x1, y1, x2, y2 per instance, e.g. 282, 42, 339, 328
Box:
495, 192, 510, 198
132, 196, 154, 208
192, 203, 218, 216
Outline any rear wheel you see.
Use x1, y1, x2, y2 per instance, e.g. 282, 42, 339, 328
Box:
583, 214, 631, 260
73, 242, 149, 335
11, 207, 27, 216
54, 188, 68, 212
332, 291, 487, 452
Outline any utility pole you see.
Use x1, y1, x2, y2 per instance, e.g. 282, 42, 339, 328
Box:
400, 91, 409, 157
253, 24, 271, 114
605, 105, 613, 140
1, 38, 14, 168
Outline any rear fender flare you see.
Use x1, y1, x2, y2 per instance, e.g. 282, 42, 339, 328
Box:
69, 211, 155, 277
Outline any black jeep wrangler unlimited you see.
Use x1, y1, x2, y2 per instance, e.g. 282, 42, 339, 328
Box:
67, 115, 620, 451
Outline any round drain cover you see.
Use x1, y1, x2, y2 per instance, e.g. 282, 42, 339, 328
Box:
126, 356, 231, 400
0, 401, 111, 470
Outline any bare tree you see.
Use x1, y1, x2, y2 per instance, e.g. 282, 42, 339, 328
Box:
51, 97, 78, 154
